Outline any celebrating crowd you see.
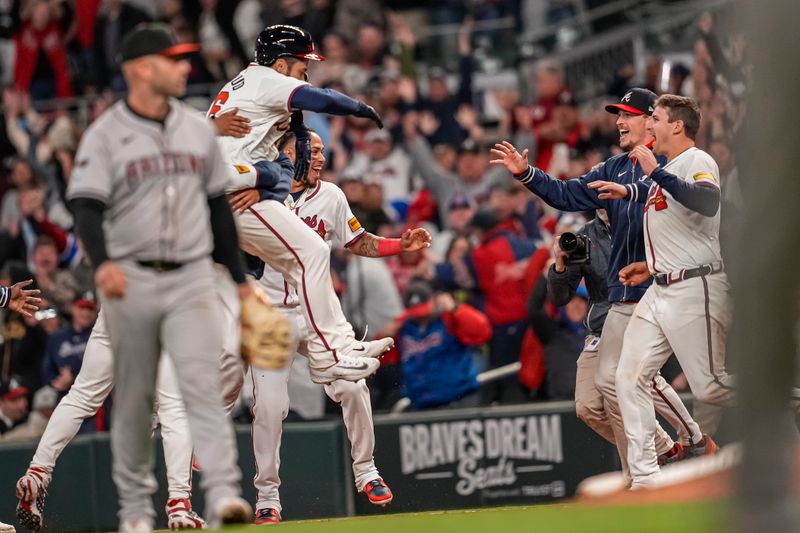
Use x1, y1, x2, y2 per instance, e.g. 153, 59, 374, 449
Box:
0, 0, 746, 445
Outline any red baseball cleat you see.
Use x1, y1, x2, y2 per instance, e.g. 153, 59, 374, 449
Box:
254, 507, 281, 524
363, 478, 393, 506
657, 441, 685, 466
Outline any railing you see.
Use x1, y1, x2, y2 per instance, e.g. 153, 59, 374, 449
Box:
390, 361, 522, 414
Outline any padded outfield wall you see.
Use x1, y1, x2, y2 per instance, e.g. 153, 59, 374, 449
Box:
0, 403, 623, 531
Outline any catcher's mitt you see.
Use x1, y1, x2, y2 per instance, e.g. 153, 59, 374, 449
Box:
240, 286, 292, 369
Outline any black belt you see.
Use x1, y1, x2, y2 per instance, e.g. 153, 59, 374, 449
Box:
653, 261, 724, 286
137, 260, 184, 272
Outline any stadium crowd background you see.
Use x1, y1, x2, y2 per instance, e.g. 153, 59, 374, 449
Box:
0, 0, 745, 438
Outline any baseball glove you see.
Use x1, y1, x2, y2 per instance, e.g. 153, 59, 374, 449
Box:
240, 286, 293, 369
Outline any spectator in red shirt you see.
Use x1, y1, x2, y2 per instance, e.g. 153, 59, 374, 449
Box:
530, 61, 564, 126
14, 0, 73, 100
466, 210, 538, 404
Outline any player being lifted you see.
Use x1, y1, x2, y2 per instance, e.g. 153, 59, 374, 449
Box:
234, 130, 430, 523
208, 25, 396, 384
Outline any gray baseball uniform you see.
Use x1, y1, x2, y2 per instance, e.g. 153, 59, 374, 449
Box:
67, 99, 242, 527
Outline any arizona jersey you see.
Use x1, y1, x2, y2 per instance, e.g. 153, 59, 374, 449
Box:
643, 147, 722, 274
259, 180, 367, 307
208, 64, 307, 165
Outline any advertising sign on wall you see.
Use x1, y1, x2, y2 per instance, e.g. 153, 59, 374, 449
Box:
357, 403, 619, 514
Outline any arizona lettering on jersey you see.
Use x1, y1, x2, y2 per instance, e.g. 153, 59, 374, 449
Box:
208, 64, 307, 168
68, 100, 229, 263
643, 147, 722, 274
258, 180, 366, 308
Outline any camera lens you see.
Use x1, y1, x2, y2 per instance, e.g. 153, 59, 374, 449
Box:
559, 232, 579, 253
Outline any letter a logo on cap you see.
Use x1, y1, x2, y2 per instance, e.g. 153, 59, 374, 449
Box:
622, 91, 632, 102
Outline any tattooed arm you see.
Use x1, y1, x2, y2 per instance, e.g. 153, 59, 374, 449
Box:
347, 227, 432, 257
348, 232, 382, 257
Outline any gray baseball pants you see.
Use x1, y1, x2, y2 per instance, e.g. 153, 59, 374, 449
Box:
102, 258, 241, 528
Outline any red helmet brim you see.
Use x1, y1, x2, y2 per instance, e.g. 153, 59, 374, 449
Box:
294, 52, 326, 61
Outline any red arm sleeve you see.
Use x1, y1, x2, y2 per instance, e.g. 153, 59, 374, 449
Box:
442, 304, 492, 346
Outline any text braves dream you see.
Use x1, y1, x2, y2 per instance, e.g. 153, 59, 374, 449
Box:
399, 415, 564, 496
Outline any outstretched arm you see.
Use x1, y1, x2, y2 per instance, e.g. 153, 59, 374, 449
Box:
629, 145, 720, 216
649, 167, 720, 216
0, 279, 41, 318
348, 227, 432, 258
490, 141, 603, 211
289, 86, 383, 128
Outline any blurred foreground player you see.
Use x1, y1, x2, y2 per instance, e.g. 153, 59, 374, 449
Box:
66, 24, 252, 531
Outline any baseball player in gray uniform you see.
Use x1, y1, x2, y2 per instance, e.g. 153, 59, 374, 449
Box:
66, 25, 252, 532
15, 113, 252, 533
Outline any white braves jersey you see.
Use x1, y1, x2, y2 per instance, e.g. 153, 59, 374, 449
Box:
208, 64, 307, 166
259, 180, 366, 307
643, 147, 722, 274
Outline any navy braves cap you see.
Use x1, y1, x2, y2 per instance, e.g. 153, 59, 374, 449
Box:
448, 192, 475, 211
0, 377, 28, 401
403, 280, 434, 308
605, 88, 657, 116
119, 23, 200, 63
469, 209, 500, 232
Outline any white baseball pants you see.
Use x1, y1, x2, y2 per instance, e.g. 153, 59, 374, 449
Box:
617, 274, 735, 487
30, 310, 193, 499
250, 309, 379, 513
592, 303, 702, 484
236, 200, 354, 370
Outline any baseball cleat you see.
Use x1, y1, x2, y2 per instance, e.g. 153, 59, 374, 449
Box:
0, 520, 16, 532
15, 467, 50, 531
166, 499, 206, 530
657, 441, 686, 466
363, 478, 393, 506
211, 497, 252, 528
686, 434, 719, 458
309, 356, 380, 384
254, 507, 281, 524
119, 519, 153, 533
345, 337, 395, 359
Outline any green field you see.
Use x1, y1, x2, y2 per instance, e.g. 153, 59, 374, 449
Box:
209, 501, 729, 533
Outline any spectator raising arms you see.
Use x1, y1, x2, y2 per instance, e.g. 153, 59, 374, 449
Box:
392, 280, 490, 410
14, 0, 73, 99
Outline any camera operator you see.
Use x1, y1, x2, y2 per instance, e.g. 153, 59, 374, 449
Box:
550, 214, 609, 343
548, 212, 611, 432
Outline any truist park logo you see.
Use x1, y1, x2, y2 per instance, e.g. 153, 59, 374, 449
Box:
399, 415, 565, 498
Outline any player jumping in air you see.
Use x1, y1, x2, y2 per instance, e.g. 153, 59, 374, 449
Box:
208, 25, 396, 385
